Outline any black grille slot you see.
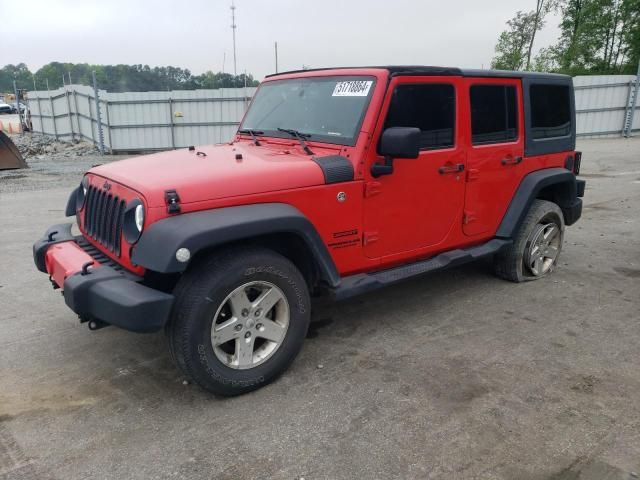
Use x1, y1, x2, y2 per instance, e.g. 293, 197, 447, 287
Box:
82, 185, 125, 255
77, 237, 124, 270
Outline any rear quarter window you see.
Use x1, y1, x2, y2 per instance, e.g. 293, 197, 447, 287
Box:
530, 84, 571, 139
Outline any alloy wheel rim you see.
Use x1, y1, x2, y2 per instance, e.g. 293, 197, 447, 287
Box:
524, 222, 561, 276
211, 281, 290, 370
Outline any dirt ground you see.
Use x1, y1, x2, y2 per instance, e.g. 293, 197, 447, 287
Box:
1, 137, 639, 480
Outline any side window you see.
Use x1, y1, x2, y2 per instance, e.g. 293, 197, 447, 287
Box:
530, 84, 571, 139
384, 84, 455, 150
470, 85, 518, 145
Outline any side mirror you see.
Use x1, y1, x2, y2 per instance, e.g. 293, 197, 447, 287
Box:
379, 127, 420, 159
372, 127, 420, 177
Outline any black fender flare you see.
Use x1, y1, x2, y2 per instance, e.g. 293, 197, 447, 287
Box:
131, 203, 341, 287
496, 168, 579, 238
65, 186, 80, 217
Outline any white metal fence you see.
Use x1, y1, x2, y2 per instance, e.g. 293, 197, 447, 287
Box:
574, 75, 639, 138
25, 74, 638, 153
27, 85, 256, 153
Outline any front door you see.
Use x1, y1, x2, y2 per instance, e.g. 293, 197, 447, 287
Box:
362, 76, 466, 259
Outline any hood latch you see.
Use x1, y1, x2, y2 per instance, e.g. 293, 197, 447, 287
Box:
164, 189, 181, 214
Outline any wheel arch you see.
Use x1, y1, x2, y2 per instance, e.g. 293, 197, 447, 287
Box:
188, 232, 323, 293
131, 203, 341, 289
496, 168, 578, 239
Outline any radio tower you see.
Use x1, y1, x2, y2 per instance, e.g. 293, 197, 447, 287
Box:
230, 1, 237, 76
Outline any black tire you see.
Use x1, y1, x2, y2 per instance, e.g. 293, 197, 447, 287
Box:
494, 199, 565, 282
168, 246, 311, 396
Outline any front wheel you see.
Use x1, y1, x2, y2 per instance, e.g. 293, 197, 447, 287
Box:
168, 246, 311, 396
494, 199, 565, 282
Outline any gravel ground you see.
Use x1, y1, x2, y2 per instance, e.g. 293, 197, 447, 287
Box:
0, 137, 639, 480
0, 133, 132, 193
0, 133, 128, 193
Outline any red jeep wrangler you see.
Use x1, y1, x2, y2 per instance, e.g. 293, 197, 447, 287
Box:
34, 66, 585, 396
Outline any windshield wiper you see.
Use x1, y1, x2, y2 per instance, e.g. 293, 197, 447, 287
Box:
237, 128, 263, 146
277, 127, 314, 155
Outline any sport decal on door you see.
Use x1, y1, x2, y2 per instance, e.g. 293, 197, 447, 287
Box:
332, 81, 373, 97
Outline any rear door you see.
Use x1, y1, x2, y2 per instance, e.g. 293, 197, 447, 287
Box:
463, 78, 524, 236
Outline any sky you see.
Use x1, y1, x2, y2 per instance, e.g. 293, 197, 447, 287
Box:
0, 0, 562, 80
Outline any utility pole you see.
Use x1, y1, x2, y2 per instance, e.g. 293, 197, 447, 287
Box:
220, 52, 226, 135
13, 80, 23, 134
243, 69, 248, 111
230, 1, 237, 76
46, 78, 58, 140
92, 71, 105, 154
274, 41, 278, 73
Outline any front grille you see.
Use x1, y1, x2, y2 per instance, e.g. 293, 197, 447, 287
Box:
77, 237, 141, 281
77, 237, 125, 272
83, 185, 126, 256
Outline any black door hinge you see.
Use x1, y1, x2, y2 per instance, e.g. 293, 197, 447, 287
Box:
165, 189, 181, 214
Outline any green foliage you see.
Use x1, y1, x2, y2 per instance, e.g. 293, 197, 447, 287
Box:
547, 0, 640, 74
492, 11, 538, 70
492, 1, 555, 71
0, 63, 32, 92
494, 0, 640, 74
0, 62, 260, 93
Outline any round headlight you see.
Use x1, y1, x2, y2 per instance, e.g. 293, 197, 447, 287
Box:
76, 176, 89, 211
135, 204, 145, 232
123, 199, 145, 244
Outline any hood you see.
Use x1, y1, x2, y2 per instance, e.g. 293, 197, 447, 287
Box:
90, 142, 341, 207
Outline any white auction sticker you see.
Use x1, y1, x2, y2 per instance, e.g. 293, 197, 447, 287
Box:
332, 80, 373, 97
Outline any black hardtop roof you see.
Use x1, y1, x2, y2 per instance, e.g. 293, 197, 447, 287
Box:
265, 66, 571, 80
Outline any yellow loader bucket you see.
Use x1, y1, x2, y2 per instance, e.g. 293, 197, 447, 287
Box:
0, 131, 27, 170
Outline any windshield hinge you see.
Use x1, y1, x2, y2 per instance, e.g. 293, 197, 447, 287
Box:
164, 189, 181, 214
364, 181, 382, 198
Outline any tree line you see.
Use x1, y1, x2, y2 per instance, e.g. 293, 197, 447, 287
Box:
0, 62, 259, 93
492, 0, 639, 74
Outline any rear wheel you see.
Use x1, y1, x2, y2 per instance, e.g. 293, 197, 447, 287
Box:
168, 246, 311, 396
494, 199, 565, 282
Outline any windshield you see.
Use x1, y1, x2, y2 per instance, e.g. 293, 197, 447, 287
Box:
240, 76, 376, 146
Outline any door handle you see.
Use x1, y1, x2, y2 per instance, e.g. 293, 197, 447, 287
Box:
501, 156, 523, 166
438, 163, 465, 174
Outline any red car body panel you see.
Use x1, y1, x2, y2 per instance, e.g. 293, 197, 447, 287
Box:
45, 241, 100, 288
72, 67, 572, 278
90, 141, 341, 207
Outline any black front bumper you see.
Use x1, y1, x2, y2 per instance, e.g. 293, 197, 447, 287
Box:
33, 223, 174, 333
33, 223, 76, 273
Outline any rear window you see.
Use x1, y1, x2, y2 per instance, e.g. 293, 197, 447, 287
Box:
530, 85, 571, 139
470, 85, 518, 145
383, 84, 455, 150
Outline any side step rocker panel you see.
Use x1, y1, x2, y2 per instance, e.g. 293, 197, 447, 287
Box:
332, 239, 510, 301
